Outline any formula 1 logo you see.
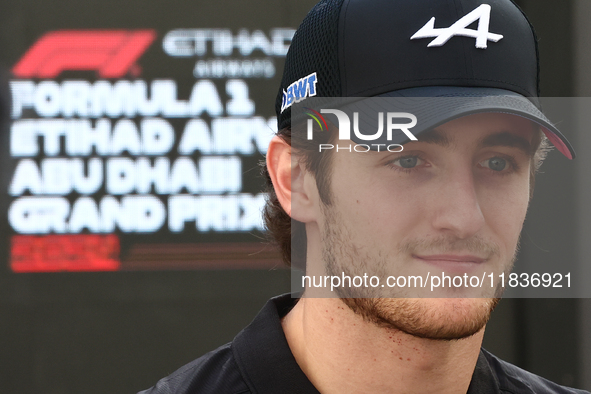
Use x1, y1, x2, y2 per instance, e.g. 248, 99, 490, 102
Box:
12, 30, 156, 78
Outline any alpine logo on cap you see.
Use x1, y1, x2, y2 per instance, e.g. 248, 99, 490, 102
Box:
411, 4, 503, 49
281, 72, 318, 113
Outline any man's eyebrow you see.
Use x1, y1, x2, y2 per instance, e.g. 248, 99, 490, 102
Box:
416, 129, 453, 147
479, 132, 534, 156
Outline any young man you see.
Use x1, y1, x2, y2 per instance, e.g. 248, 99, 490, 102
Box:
140, 0, 588, 392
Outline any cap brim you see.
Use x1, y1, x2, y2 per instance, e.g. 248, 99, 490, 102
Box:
346, 87, 575, 160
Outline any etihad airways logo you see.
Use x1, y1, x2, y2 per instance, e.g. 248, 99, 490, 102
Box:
12, 30, 156, 78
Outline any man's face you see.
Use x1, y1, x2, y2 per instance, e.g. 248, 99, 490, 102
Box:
311, 112, 536, 340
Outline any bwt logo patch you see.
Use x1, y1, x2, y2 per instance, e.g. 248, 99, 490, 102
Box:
12, 30, 156, 78
281, 72, 317, 112
307, 109, 418, 152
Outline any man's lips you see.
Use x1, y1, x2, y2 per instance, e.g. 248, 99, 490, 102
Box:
413, 254, 488, 272
413, 254, 487, 264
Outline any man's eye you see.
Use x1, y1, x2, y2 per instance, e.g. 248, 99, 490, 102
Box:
480, 157, 507, 172
394, 156, 421, 169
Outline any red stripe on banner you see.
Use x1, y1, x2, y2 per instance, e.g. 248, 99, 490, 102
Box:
12, 30, 156, 78
10, 234, 121, 273
99, 30, 156, 78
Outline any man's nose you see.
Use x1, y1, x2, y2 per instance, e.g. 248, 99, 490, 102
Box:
431, 168, 486, 239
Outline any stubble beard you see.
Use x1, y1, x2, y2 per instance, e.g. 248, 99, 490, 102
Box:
320, 203, 514, 341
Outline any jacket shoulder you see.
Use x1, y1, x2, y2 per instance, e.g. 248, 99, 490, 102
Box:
137, 342, 250, 394
483, 350, 589, 394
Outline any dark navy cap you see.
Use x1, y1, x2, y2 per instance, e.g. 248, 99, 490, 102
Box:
276, 0, 574, 159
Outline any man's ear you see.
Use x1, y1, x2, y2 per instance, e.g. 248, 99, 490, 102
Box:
266, 136, 317, 222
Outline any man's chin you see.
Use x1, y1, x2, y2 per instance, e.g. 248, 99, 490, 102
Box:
340, 297, 499, 341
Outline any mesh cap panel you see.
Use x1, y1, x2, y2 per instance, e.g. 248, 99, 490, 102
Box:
276, 0, 345, 131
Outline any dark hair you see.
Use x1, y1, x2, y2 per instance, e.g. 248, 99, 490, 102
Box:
262, 122, 550, 267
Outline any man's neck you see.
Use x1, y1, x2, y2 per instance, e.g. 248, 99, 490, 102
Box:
281, 297, 484, 394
